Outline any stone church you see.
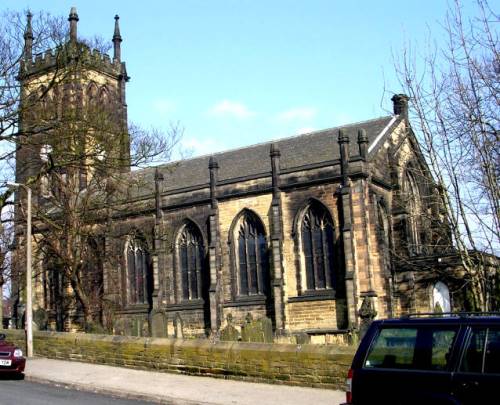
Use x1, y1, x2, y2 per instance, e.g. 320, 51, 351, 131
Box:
12, 9, 459, 343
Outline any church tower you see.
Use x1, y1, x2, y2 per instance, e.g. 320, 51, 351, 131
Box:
12, 8, 130, 330
16, 7, 130, 191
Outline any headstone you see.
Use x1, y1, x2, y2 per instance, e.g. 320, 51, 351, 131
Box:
33, 307, 48, 330
131, 318, 140, 336
293, 332, 310, 345
113, 318, 126, 335
220, 313, 240, 341
174, 313, 184, 339
358, 296, 377, 339
241, 313, 273, 343
141, 318, 150, 337
151, 311, 167, 337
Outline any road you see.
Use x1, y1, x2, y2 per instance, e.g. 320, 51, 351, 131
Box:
0, 378, 154, 405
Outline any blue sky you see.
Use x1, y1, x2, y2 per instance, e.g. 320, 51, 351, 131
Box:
2, 1, 474, 158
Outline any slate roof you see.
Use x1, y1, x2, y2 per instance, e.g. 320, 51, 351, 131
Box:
128, 115, 400, 197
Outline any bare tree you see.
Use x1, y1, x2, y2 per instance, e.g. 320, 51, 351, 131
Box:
0, 214, 14, 326
395, 0, 499, 310
2, 9, 182, 331
30, 97, 181, 331
0, 11, 68, 206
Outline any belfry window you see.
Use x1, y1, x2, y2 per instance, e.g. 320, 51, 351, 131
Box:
177, 222, 205, 301
300, 202, 335, 291
126, 237, 152, 306
234, 212, 269, 296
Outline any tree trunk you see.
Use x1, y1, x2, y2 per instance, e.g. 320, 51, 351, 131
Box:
69, 273, 92, 331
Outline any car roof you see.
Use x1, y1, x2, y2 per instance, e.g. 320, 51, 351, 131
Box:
373, 315, 500, 327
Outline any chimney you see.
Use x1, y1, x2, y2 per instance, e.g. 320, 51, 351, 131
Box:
391, 94, 409, 117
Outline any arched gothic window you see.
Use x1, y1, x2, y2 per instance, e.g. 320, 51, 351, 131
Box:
87, 83, 97, 101
177, 222, 205, 301
99, 87, 109, 107
403, 170, 422, 255
234, 211, 269, 296
61, 84, 72, 118
300, 201, 335, 291
376, 198, 390, 247
432, 281, 451, 313
36, 85, 50, 120
126, 236, 153, 306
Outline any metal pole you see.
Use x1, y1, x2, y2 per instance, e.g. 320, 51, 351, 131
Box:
25, 186, 33, 358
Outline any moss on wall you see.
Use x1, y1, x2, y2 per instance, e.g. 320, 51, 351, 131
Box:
1, 329, 354, 390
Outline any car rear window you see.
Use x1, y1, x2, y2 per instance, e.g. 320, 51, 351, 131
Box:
364, 326, 458, 371
460, 327, 500, 374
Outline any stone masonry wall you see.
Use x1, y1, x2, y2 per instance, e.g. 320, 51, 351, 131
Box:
1, 329, 354, 390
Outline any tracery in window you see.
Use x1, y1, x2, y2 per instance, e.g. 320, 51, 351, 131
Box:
126, 236, 152, 306
177, 222, 205, 301
87, 83, 98, 107
376, 198, 390, 247
233, 211, 269, 296
403, 170, 422, 255
99, 87, 109, 107
300, 201, 335, 291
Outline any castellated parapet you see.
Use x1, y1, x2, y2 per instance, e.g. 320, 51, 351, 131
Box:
19, 43, 128, 82
18, 7, 128, 83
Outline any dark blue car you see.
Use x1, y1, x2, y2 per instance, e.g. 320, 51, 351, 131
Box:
344, 313, 500, 404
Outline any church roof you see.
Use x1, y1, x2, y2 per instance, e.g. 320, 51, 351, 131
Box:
130, 114, 400, 197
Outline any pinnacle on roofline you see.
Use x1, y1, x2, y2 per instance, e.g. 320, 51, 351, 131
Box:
68, 6, 79, 42
23, 11, 33, 60
113, 14, 122, 62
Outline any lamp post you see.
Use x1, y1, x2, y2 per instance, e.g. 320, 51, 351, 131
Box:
7, 182, 32, 358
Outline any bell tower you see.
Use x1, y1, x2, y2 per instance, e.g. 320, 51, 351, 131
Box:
12, 8, 131, 330
16, 7, 131, 190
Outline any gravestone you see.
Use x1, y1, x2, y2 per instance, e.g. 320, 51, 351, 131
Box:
151, 311, 167, 337
241, 313, 273, 343
141, 318, 150, 337
113, 318, 128, 335
358, 296, 377, 339
293, 332, 310, 344
174, 313, 184, 339
33, 307, 48, 330
220, 313, 240, 341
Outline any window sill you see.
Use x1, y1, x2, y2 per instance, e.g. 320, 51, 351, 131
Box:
166, 300, 205, 311
224, 295, 267, 307
288, 290, 336, 303
119, 304, 150, 314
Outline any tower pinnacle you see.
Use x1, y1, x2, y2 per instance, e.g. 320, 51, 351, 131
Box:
23, 11, 34, 60
68, 7, 79, 42
112, 15, 122, 62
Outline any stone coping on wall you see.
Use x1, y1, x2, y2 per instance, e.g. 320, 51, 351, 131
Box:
1, 329, 355, 390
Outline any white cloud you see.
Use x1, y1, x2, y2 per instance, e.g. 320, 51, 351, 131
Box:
152, 99, 176, 114
208, 100, 255, 119
276, 107, 317, 122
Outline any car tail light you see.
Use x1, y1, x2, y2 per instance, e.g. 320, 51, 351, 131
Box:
345, 368, 353, 404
